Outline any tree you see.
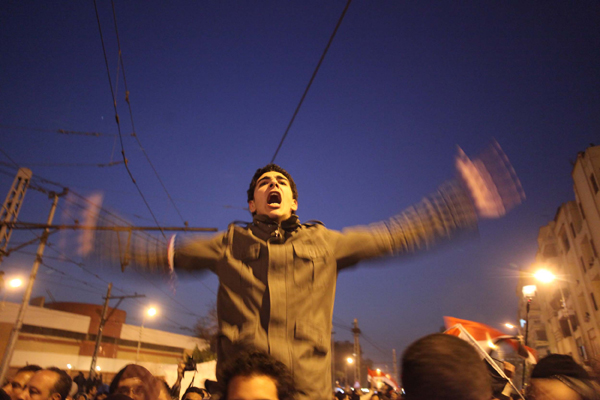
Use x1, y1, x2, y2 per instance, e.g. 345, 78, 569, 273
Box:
194, 302, 218, 361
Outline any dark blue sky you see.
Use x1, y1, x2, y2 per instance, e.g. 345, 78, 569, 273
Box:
1, 1, 599, 367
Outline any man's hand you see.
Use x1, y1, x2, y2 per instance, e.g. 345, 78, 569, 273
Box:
456, 140, 525, 219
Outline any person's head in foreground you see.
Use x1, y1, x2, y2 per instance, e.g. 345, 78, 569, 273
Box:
109, 365, 160, 400
218, 347, 297, 400
247, 164, 298, 223
2, 365, 42, 400
401, 333, 491, 400
17, 368, 72, 400
181, 387, 208, 400
527, 354, 600, 400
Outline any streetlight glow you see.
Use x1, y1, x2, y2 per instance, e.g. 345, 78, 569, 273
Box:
346, 357, 354, 364
505, 323, 515, 329
147, 307, 157, 317
534, 269, 556, 284
95, 366, 101, 371
8, 278, 23, 288
522, 285, 537, 298
66, 364, 72, 370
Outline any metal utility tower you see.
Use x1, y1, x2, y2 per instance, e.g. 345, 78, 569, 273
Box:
0, 189, 66, 384
352, 318, 361, 386
0, 168, 32, 262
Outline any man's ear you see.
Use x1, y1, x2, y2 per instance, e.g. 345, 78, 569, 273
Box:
291, 199, 298, 212
50, 392, 61, 400
248, 201, 256, 213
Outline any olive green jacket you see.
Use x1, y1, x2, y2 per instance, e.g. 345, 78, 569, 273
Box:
172, 180, 477, 400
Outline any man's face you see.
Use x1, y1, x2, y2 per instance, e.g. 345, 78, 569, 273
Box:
528, 379, 582, 400
248, 171, 297, 223
17, 370, 60, 400
115, 377, 147, 400
227, 375, 278, 400
3, 371, 36, 400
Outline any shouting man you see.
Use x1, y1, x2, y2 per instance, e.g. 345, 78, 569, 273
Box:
122, 143, 523, 400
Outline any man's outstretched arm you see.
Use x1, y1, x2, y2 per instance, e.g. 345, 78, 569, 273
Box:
331, 141, 525, 269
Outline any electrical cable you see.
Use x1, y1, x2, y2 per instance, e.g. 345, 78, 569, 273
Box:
15, 161, 123, 168
109, 0, 187, 226
270, 0, 352, 163
360, 331, 389, 357
93, 0, 167, 240
0, 124, 118, 137
40, 261, 111, 293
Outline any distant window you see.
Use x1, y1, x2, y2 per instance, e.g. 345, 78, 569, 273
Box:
543, 244, 558, 258
581, 257, 587, 273
579, 203, 586, 219
592, 293, 599, 311
562, 231, 571, 253
592, 173, 599, 194
591, 239, 598, 259
570, 223, 577, 238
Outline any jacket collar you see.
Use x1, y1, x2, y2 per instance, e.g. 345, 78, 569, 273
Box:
251, 214, 301, 242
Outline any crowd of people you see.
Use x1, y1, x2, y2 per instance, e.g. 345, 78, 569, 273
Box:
2, 335, 600, 400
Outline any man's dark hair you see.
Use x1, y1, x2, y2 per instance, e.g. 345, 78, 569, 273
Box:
218, 347, 297, 400
16, 365, 42, 374
247, 164, 298, 203
46, 367, 73, 400
531, 354, 590, 380
401, 333, 491, 400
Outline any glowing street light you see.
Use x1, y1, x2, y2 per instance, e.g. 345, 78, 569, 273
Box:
345, 357, 354, 386
147, 307, 157, 317
533, 269, 556, 284
8, 278, 23, 288
95, 366, 101, 372
66, 364, 72, 370
504, 323, 515, 329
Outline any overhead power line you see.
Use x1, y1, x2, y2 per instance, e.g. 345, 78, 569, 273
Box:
270, 0, 352, 163
108, 0, 187, 227
0, 124, 119, 137
15, 161, 123, 168
93, 0, 167, 240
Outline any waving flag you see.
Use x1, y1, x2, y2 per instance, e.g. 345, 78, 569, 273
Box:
444, 316, 537, 364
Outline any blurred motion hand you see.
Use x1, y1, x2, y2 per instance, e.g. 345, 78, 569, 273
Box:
455, 140, 525, 218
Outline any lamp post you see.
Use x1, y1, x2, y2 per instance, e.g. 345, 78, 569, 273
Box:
135, 306, 157, 363
533, 269, 576, 353
520, 284, 536, 389
346, 357, 354, 387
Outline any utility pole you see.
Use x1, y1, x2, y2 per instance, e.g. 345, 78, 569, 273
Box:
89, 286, 145, 378
392, 348, 398, 385
0, 189, 67, 384
0, 168, 32, 263
352, 318, 361, 387
90, 283, 112, 378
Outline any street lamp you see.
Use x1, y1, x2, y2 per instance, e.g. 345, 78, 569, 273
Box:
345, 357, 354, 386
8, 278, 23, 288
1, 276, 25, 310
532, 268, 576, 352
520, 284, 536, 389
136, 306, 158, 363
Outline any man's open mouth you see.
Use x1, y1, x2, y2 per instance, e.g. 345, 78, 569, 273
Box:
267, 192, 281, 205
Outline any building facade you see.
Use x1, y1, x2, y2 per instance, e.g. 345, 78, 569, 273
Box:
517, 145, 600, 365
0, 300, 215, 388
